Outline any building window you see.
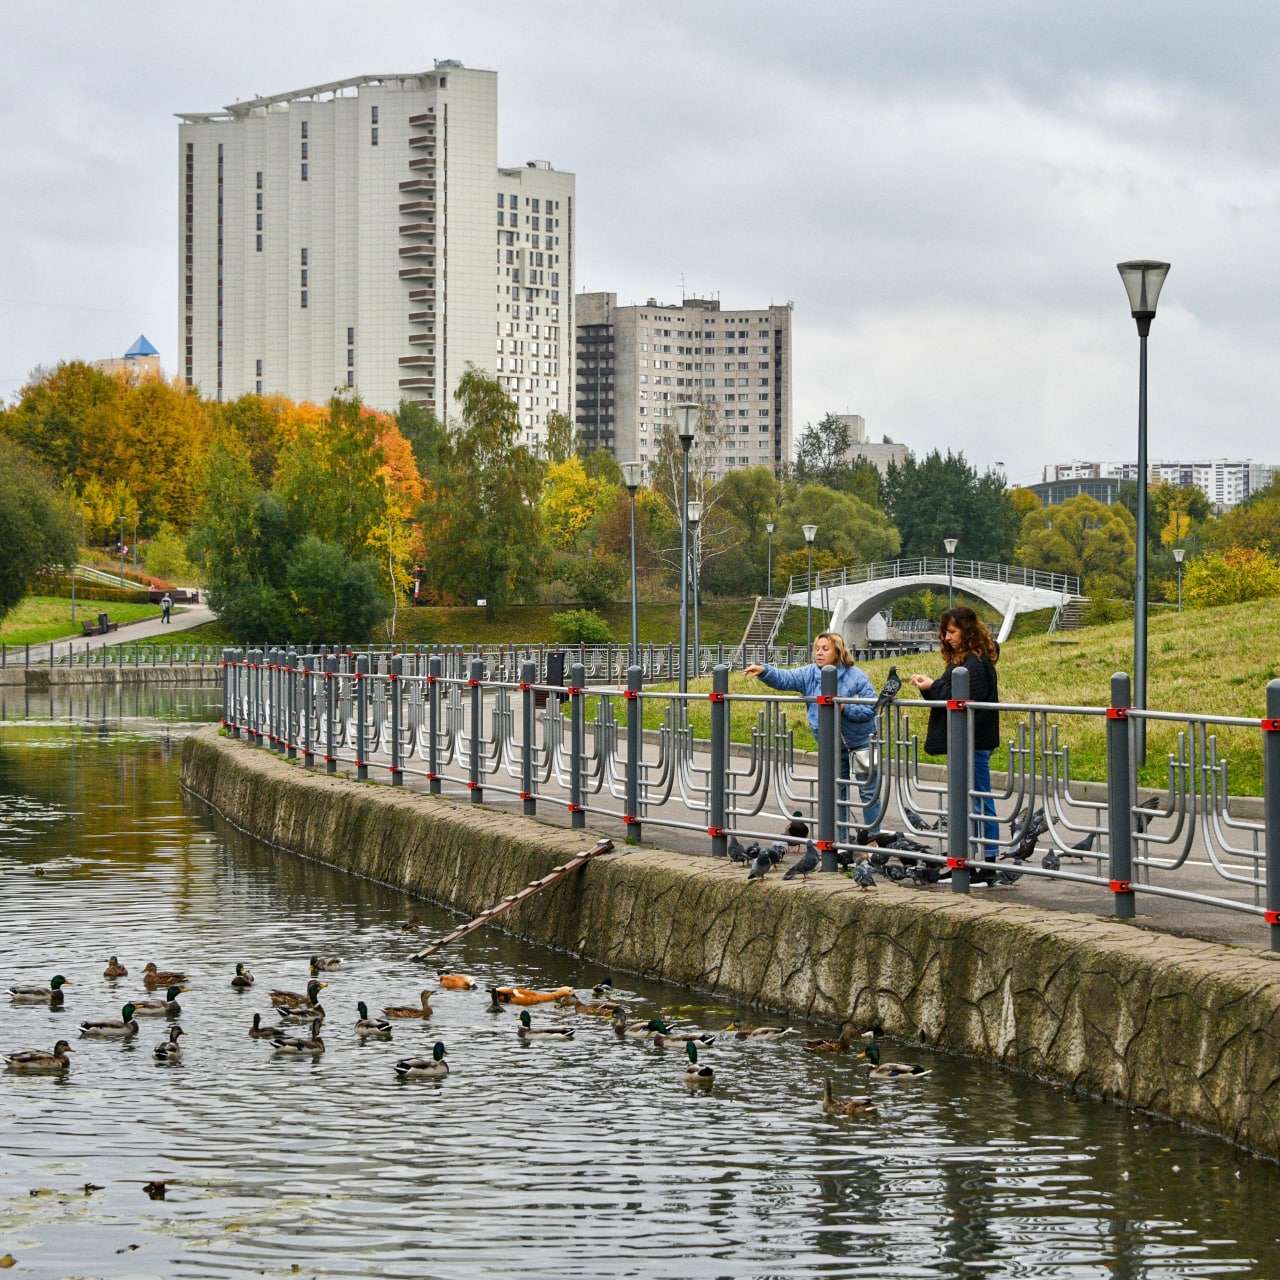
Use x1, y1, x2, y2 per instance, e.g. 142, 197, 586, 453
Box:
347, 349, 354, 368
300, 269, 308, 286
256, 171, 263, 189
497, 193, 504, 208
256, 380, 263, 395
256, 192, 263, 210
347, 327, 355, 344
301, 163, 308, 181
256, 359, 263, 376
371, 105, 379, 124
347, 370, 355, 387
371, 127, 378, 146
301, 248, 308, 266
301, 121, 308, 139
256, 234, 263, 252
301, 141, 309, 160
256, 213, 263, 230
301, 290, 308, 308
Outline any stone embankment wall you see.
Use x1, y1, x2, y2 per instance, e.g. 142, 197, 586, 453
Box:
0, 665, 221, 688
181, 725, 1280, 1161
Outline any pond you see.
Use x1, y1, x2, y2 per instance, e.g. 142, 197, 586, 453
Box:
1, 688, 1279, 1278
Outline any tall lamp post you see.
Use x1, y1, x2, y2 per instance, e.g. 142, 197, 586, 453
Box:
621, 461, 643, 665
803, 523, 818, 648
1117, 259, 1171, 767
943, 537, 958, 608
688, 500, 702, 676
674, 402, 699, 693
118, 515, 126, 586
765, 521, 775, 596
1173, 547, 1185, 613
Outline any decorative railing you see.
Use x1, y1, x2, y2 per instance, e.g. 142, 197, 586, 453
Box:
786, 557, 1082, 600
220, 647, 1280, 952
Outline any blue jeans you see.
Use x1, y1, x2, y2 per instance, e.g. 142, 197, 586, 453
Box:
840, 747, 881, 839
972, 748, 999, 859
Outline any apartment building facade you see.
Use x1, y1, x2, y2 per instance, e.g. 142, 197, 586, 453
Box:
1039, 459, 1275, 512
177, 63, 574, 446
575, 293, 792, 478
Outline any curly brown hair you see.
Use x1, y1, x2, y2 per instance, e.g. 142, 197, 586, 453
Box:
938, 606, 999, 666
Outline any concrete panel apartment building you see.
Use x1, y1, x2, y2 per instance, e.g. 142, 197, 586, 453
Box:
177, 62, 574, 448
575, 293, 792, 479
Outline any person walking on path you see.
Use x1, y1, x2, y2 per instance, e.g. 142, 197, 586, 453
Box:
909, 605, 1001, 874
160, 592, 173, 625
744, 631, 882, 842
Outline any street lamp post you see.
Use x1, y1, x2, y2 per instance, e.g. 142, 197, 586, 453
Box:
621, 461, 643, 665
803, 524, 818, 648
688, 500, 702, 675
943, 537, 958, 609
1117, 259, 1171, 767
765, 521, 775, 596
674, 403, 699, 693
118, 515, 126, 586
1173, 547, 1185, 613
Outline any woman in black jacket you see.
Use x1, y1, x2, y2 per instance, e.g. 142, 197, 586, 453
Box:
909, 606, 1001, 868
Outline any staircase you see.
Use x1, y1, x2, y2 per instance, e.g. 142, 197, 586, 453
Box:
1049, 596, 1090, 633
735, 596, 789, 666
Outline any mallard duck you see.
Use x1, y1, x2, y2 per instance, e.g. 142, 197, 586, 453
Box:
822, 1078, 877, 1116
394, 1041, 448, 1079
683, 1041, 714, 1086
268, 979, 327, 1009
80, 1003, 139, 1038
399, 916, 422, 933
355, 1001, 392, 1037
438, 972, 475, 990
517, 1009, 575, 1041
269, 1019, 325, 1054
132, 985, 185, 1017
804, 1023, 874, 1054
248, 1012, 277, 1038
612, 1008, 657, 1038
556, 994, 624, 1017
724, 1022, 795, 1041
9, 974, 71, 1004
142, 963, 188, 989
591, 977, 614, 996
277, 1000, 326, 1023
153, 1025, 185, 1064
383, 989, 435, 1019
647, 1020, 716, 1049
230, 963, 255, 989
492, 984, 574, 1006
859, 1043, 932, 1079
4, 1040, 74, 1074
310, 955, 342, 973
103, 956, 128, 980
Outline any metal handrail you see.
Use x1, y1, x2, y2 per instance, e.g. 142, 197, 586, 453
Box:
785, 557, 1082, 600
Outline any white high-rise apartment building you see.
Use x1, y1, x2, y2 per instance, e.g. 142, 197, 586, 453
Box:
1041, 459, 1275, 511
177, 63, 574, 445
575, 293, 792, 478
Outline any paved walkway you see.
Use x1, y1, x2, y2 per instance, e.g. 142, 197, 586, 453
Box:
22, 601, 217, 661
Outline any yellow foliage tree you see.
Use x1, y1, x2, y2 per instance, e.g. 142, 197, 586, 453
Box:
541, 455, 617, 552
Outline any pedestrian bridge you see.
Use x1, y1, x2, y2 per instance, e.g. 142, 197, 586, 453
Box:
784, 557, 1082, 648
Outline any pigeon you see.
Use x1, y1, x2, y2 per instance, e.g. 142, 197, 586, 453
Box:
1067, 831, 1098, 861
1041, 848, 1061, 871
727, 834, 746, 862
783, 844, 820, 881
1007, 808, 1049, 861
869, 849, 890, 868
908, 862, 941, 885
851, 860, 877, 891
767, 841, 788, 865
887, 834, 931, 855
1134, 798, 1160, 833
884, 863, 908, 882
832, 844, 854, 870
872, 666, 902, 713
747, 849, 773, 881
904, 810, 939, 833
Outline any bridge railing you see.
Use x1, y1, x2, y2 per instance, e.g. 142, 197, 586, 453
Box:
221, 647, 1280, 952
786, 557, 1081, 600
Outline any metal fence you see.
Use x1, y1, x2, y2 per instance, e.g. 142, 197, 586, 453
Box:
2, 640, 228, 669
220, 648, 1280, 952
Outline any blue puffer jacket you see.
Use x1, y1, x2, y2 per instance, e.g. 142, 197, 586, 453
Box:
754, 662, 877, 750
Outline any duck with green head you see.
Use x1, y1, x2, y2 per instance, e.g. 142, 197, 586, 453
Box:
153, 1025, 185, 1064
859, 1043, 931, 1079
80, 1003, 139, 1038
9, 974, 70, 1005
683, 1041, 714, 1087
517, 1010, 574, 1041
395, 1041, 448, 1079
355, 1002, 393, 1038
133, 985, 185, 1017
268, 979, 326, 1009
269, 1019, 325, 1054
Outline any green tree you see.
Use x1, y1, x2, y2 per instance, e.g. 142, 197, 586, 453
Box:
882, 450, 1018, 562
581, 448, 623, 486
0, 439, 77, 621
285, 535, 389, 643
218, 394, 288, 487
1183, 545, 1280, 609
1206, 478, 1280, 553
542, 410, 576, 464
1015, 493, 1136, 596
420, 366, 545, 619
395, 400, 447, 479
775, 484, 901, 570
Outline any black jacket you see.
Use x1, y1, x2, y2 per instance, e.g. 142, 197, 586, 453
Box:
922, 654, 1000, 755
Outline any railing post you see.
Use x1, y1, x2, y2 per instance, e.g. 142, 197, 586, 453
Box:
427, 655, 442, 794
1107, 671, 1136, 920
355, 654, 369, 780
1263, 680, 1280, 951
222, 648, 236, 735
286, 648, 298, 759
569, 660, 586, 829
302, 655, 315, 767
469, 657, 484, 804
521, 659, 537, 816
249, 649, 263, 745
709, 664, 729, 858
817, 664, 838, 872
625, 664, 642, 843
389, 655, 403, 786
324, 655, 338, 774
947, 663, 972, 893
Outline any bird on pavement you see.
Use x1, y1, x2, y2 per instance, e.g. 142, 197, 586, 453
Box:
767, 841, 788, 865
1066, 831, 1098, 862
872, 666, 902, 714
747, 849, 773, 881
783, 843, 820, 881
1041, 847, 1061, 872
728, 836, 750, 865
851, 861, 877, 891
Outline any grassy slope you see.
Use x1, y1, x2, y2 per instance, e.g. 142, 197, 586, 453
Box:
0, 597, 160, 645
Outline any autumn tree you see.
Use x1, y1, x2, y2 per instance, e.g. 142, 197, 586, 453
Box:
541, 455, 617, 553
419, 366, 545, 618
1205, 478, 1280, 553
1015, 493, 1136, 597
0, 439, 77, 621
773, 484, 901, 580
0, 361, 120, 483
1183, 544, 1280, 609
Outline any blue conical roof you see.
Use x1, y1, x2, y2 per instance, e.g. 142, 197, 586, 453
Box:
125, 334, 159, 358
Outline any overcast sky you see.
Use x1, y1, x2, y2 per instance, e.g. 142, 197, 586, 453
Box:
3, 1, 1278, 485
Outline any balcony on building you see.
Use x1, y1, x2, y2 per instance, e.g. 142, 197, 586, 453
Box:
398, 200, 436, 215
399, 223, 436, 239
399, 178, 436, 193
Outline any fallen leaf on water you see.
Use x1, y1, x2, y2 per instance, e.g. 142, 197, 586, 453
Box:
0, 1254, 16, 1268
115, 1244, 140, 1255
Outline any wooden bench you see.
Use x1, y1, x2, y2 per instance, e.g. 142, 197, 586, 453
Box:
81, 620, 100, 637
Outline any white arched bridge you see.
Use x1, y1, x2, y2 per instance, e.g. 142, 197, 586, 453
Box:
782, 557, 1082, 648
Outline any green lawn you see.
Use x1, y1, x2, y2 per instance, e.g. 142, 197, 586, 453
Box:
0, 596, 160, 645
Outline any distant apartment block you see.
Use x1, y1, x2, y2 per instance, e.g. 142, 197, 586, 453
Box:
177, 63, 574, 447
831, 413, 908, 476
575, 293, 792, 478
1036, 459, 1276, 511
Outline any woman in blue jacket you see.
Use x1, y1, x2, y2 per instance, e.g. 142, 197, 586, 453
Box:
744, 631, 881, 840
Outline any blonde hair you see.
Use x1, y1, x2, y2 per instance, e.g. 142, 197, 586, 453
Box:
813, 631, 855, 667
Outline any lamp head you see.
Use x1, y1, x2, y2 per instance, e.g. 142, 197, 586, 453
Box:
620, 460, 642, 493
943, 538, 958, 555
765, 522, 775, 535
1172, 548, 1185, 564
1117, 260, 1171, 328
802, 524, 818, 544
674, 401, 700, 446
687, 500, 702, 526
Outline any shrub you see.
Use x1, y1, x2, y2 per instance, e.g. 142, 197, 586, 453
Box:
552, 608, 612, 644
1183, 544, 1280, 609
